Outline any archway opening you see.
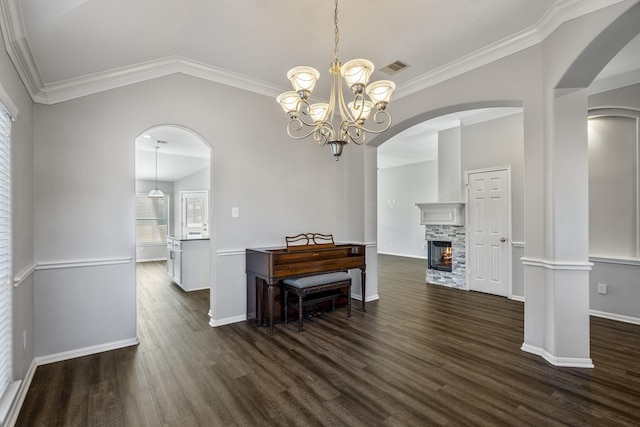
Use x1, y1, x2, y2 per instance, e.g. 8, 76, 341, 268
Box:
134, 125, 213, 322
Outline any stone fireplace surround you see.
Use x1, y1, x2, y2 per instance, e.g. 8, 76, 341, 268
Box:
416, 202, 467, 289
424, 225, 466, 289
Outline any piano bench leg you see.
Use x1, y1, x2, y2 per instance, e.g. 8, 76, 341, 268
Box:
298, 294, 304, 332
283, 289, 289, 324
348, 285, 352, 318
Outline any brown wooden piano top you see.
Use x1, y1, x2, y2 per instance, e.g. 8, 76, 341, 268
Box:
246, 243, 365, 280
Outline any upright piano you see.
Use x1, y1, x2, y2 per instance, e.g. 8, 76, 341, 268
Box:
246, 243, 366, 332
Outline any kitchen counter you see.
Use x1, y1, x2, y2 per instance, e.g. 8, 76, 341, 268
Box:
166, 236, 211, 291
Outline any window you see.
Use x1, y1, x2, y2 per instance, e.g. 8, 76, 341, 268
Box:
136, 195, 170, 244
0, 103, 13, 418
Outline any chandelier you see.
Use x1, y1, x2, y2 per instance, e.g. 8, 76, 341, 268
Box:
276, 0, 395, 160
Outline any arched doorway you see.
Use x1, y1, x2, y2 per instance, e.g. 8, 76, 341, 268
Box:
134, 125, 213, 323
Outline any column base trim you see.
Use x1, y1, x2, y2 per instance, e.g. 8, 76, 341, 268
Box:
521, 343, 594, 368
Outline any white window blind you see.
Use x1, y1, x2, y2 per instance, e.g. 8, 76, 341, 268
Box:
136, 195, 169, 244
0, 107, 12, 403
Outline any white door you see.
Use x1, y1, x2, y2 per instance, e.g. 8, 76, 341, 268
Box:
466, 168, 510, 296
181, 191, 209, 238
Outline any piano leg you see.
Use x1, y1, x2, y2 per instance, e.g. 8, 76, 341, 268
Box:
255, 277, 264, 327
268, 281, 275, 335
361, 268, 367, 312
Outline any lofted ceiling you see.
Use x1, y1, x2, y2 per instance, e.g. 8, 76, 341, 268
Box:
1, 0, 638, 168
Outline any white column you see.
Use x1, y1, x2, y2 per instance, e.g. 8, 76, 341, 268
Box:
522, 88, 593, 368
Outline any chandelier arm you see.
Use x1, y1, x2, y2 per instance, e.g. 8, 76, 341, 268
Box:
286, 118, 336, 142
286, 119, 321, 140
352, 114, 391, 134
350, 110, 393, 135
344, 125, 366, 145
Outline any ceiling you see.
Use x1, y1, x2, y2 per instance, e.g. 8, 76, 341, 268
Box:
135, 126, 210, 182
1, 0, 638, 169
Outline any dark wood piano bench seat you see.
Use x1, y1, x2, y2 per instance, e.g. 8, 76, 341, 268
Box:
283, 271, 352, 332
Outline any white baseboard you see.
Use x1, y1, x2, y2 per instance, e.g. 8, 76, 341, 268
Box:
209, 315, 246, 327
521, 343, 594, 368
590, 309, 640, 325
3, 359, 37, 427
135, 258, 166, 263
505, 296, 640, 325
35, 337, 140, 366
352, 293, 380, 303
378, 251, 427, 260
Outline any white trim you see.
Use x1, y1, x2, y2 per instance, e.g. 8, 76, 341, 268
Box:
520, 343, 595, 368
0, 380, 19, 425
35, 337, 139, 366
352, 293, 380, 303
209, 314, 246, 328
512, 241, 525, 248
0, 0, 627, 104
590, 309, 640, 325
510, 295, 525, 303
377, 251, 426, 260
521, 257, 594, 271
36, 257, 133, 271
135, 257, 167, 263
2, 359, 36, 427
589, 256, 640, 266
216, 249, 245, 257
12, 261, 36, 287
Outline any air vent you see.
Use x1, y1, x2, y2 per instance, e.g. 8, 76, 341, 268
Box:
155, 140, 169, 144
380, 60, 409, 75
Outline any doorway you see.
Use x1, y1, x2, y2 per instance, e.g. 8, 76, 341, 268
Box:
134, 125, 212, 305
465, 167, 511, 297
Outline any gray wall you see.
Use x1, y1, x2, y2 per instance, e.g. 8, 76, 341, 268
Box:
586, 82, 640, 322
0, 26, 36, 384
438, 127, 462, 201
377, 161, 437, 258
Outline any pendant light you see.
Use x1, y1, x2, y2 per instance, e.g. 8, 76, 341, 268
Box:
148, 146, 165, 198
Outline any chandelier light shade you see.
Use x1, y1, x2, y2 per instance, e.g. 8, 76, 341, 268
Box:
148, 146, 165, 198
276, 0, 395, 160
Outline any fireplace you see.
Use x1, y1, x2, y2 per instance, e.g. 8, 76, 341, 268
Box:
428, 240, 453, 272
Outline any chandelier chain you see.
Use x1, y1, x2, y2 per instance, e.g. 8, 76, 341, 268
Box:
334, 0, 339, 64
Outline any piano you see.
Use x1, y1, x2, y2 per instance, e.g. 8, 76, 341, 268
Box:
246, 240, 366, 332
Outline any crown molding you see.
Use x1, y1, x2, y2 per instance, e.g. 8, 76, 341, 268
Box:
35, 56, 286, 105
0, 0, 631, 105
395, 0, 629, 100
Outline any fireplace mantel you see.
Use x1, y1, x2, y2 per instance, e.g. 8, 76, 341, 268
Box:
416, 202, 465, 226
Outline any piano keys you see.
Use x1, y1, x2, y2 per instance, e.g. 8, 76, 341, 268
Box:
246, 243, 366, 332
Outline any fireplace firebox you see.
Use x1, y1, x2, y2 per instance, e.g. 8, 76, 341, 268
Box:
428, 240, 453, 272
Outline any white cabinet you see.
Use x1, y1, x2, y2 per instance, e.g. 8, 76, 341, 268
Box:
166, 237, 210, 291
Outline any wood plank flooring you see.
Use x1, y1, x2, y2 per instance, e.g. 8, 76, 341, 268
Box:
15, 254, 640, 426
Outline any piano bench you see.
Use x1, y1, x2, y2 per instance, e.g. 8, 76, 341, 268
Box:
282, 272, 352, 332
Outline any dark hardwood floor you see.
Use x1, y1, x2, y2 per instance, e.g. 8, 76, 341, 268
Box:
16, 254, 640, 426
